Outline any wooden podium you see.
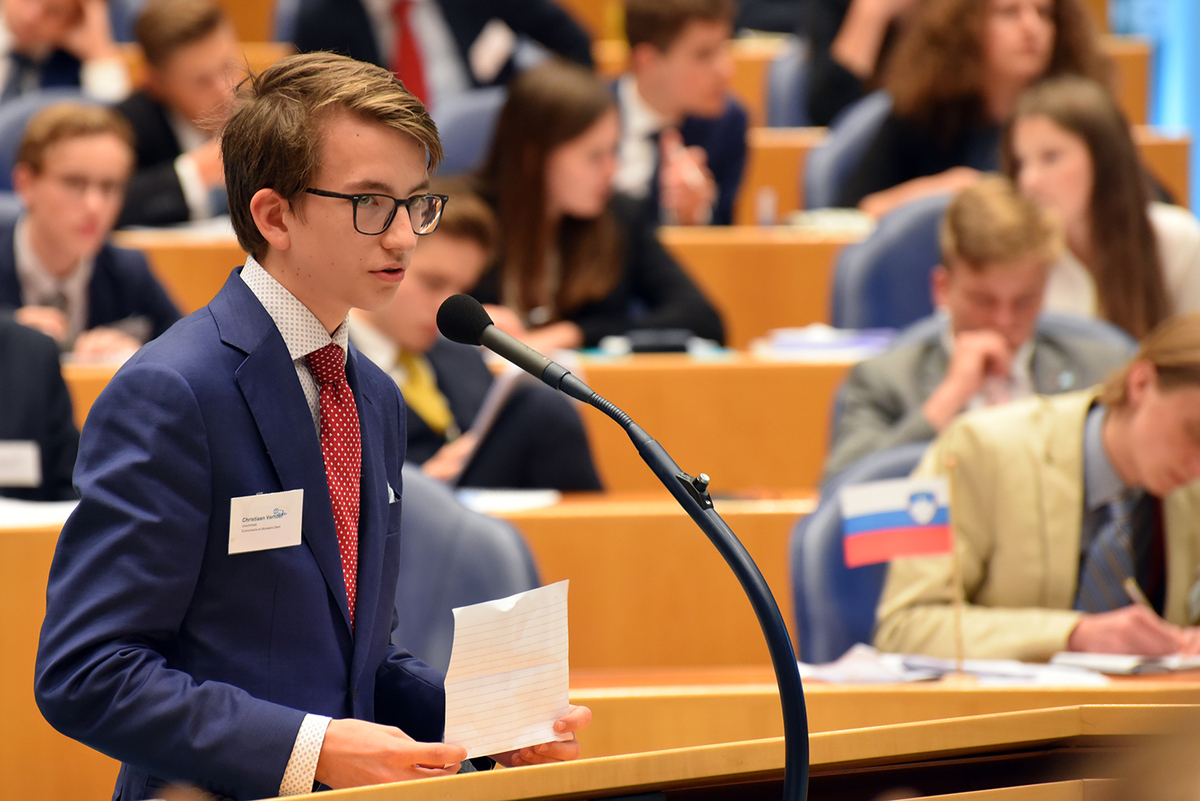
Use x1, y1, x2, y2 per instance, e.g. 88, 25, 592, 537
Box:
262, 704, 1197, 800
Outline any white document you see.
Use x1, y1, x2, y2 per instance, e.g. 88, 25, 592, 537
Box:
228, 489, 303, 554
0, 497, 77, 529
1051, 651, 1200, 675
0, 440, 40, 488
443, 580, 571, 759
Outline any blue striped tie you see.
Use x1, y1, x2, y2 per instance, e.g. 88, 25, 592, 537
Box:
1074, 492, 1140, 613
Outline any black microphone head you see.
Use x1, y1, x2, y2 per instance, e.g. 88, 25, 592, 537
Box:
437, 293, 494, 346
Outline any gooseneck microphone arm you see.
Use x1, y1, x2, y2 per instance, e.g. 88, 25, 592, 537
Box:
437, 295, 809, 801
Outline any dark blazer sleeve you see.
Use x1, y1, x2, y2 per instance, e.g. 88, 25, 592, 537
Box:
571, 196, 726, 346
87, 245, 183, 341
292, 0, 384, 66
114, 91, 192, 227
490, 0, 593, 68
0, 315, 78, 501
804, 0, 866, 127
835, 112, 921, 208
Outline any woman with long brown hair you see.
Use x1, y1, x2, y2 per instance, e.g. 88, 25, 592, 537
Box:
1002, 75, 1200, 339
837, 0, 1109, 217
468, 60, 725, 352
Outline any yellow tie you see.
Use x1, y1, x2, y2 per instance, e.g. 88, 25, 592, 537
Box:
395, 350, 458, 439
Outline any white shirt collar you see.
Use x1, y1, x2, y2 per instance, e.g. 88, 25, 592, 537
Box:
239, 254, 348, 362
617, 73, 672, 140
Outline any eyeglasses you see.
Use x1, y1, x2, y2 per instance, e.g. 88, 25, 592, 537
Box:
303, 188, 449, 236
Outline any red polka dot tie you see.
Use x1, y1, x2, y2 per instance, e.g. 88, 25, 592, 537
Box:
307, 343, 361, 627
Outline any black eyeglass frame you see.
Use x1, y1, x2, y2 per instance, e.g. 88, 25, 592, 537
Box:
303, 188, 450, 236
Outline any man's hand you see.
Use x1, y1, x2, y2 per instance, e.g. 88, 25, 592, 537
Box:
187, 138, 225, 189
60, 0, 119, 62
314, 719, 466, 790
72, 327, 143, 362
922, 329, 1012, 431
658, 129, 716, 226
15, 305, 69, 345
493, 704, 592, 767
421, 433, 479, 482
1067, 605, 1186, 656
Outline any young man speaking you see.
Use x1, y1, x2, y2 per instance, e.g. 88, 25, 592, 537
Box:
35, 52, 588, 800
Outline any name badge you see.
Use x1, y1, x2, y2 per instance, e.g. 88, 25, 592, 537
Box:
229, 489, 303, 555
0, 441, 40, 487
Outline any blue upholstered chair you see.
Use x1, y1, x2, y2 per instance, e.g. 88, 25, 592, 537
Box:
430, 86, 507, 176
272, 0, 302, 43
765, 36, 811, 128
804, 90, 892, 209
0, 90, 99, 192
790, 441, 930, 664
830, 192, 953, 330
394, 464, 540, 673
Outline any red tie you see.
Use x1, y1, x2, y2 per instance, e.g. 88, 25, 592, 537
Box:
391, 0, 429, 105
307, 343, 361, 626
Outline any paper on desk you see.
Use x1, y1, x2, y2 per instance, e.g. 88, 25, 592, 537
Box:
443, 580, 571, 759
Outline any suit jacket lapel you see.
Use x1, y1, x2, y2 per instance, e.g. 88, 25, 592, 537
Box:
346, 347, 385, 681
1030, 335, 1080, 394
1037, 391, 1096, 608
209, 271, 353, 633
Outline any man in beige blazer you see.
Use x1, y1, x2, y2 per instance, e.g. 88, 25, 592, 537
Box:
875, 313, 1200, 661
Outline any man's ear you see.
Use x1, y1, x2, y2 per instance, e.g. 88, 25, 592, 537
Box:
931, 264, 950, 310
250, 188, 292, 252
628, 42, 661, 77
1125, 359, 1156, 409
12, 163, 33, 202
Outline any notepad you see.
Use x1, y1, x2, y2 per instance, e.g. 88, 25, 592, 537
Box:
443, 581, 571, 759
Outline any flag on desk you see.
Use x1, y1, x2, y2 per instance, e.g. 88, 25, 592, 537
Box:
839, 477, 952, 568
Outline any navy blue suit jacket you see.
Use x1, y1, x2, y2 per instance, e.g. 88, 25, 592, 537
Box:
35, 271, 445, 800
0, 219, 181, 342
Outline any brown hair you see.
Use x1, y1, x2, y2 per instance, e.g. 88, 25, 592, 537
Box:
18, 103, 134, 174
885, 0, 1109, 137
428, 176, 498, 263
477, 59, 620, 321
941, 175, 1062, 272
135, 0, 228, 68
624, 0, 735, 51
1100, 312, 1200, 407
1001, 75, 1167, 339
222, 52, 442, 260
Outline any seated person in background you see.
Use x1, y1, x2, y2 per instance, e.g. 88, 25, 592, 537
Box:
838, 0, 1108, 218
0, 311, 77, 501
0, 0, 129, 101
351, 179, 603, 491
804, 0, 921, 127
875, 311, 1200, 661
471, 60, 726, 353
824, 176, 1130, 480
1003, 75, 1200, 340
614, 0, 747, 226
114, 0, 237, 227
290, 0, 593, 111
0, 103, 181, 360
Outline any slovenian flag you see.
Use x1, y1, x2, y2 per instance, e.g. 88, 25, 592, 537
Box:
839, 477, 952, 568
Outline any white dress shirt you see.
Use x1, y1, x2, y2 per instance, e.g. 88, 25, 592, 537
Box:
14, 217, 95, 343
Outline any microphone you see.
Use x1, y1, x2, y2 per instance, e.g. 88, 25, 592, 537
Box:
436, 294, 594, 403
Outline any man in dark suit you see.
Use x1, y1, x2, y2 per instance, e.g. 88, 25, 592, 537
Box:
823, 177, 1132, 480
290, 0, 592, 110
34, 53, 588, 800
350, 180, 602, 491
114, 0, 238, 227
0, 102, 180, 360
613, 0, 747, 226
0, 0, 130, 102
0, 312, 77, 501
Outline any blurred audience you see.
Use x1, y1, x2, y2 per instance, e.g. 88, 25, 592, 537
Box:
0, 310, 77, 501
0, 0, 129, 102
876, 311, 1200, 660
838, 0, 1109, 217
288, 0, 593, 111
1003, 75, 1200, 339
0, 102, 180, 360
824, 176, 1129, 480
804, 0, 921, 127
614, 0, 747, 225
735, 0, 803, 33
469, 60, 725, 352
350, 179, 602, 491
114, 0, 237, 227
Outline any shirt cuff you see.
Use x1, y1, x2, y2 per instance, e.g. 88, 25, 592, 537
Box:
174, 153, 212, 220
80, 56, 131, 102
278, 713, 332, 796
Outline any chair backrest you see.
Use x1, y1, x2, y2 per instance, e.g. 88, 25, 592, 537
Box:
393, 464, 540, 673
0, 90, 100, 192
830, 192, 952, 329
765, 36, 811, 128
430, 86, 508, 176
273, 0, 302, 43
804, 90, 892, 209
789, 440, 930, 664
